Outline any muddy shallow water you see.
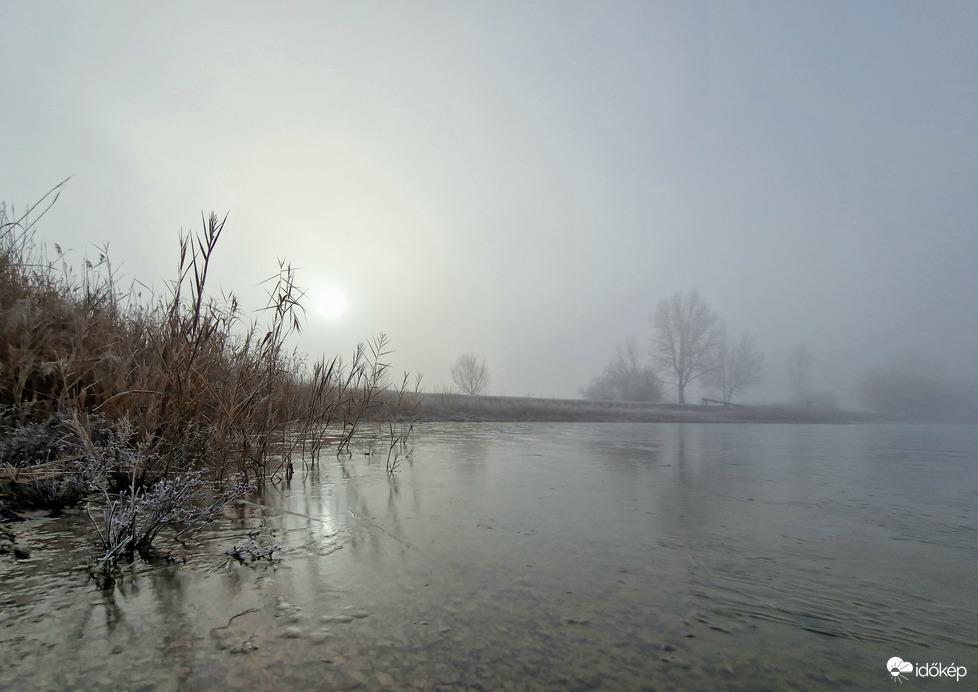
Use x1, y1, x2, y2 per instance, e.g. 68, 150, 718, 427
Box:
2, 422, 976, 690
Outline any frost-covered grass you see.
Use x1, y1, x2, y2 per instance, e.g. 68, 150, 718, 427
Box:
86, 469, 248, 588
0, 185, 388, 483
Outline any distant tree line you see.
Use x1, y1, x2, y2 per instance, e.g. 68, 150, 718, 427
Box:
581, 290, 764, 404
858, 352, 978, 422
580, 292, 977, 418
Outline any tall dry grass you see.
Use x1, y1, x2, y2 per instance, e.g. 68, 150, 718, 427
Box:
0, 182, 396, 504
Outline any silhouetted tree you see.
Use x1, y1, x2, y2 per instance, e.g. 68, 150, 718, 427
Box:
581, 339, 662, 402
650, 290, 721, 404
450, 352, 490, 395
704, 329, 764, 402
787, 344, 813, 404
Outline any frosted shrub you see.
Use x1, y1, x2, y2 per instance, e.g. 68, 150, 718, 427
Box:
0, 408, 106, 511
88, 470, 247, 586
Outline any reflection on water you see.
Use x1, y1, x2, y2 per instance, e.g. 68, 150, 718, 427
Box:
2, 423, 977, 690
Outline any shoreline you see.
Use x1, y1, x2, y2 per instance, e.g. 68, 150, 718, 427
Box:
411, 393, 870, 424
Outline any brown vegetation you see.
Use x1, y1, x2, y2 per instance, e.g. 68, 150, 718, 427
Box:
0, 183, 391, 489
0, 183, 403, 580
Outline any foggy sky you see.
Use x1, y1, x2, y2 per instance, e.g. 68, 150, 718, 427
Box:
3, 1, 977, 405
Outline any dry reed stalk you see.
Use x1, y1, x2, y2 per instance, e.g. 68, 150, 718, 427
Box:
2, 184, 420, 507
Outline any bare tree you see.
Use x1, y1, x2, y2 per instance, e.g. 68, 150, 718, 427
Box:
704, 329, 764, 402
650, 290, 721, 404
787, 344, 813, 404
581, 338, 662, 402
450, 352, 490, 396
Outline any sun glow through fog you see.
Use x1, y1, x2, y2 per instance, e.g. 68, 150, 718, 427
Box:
311, 286, 347, 320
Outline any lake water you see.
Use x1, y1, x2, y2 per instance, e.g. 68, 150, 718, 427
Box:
1, 422, 976, 690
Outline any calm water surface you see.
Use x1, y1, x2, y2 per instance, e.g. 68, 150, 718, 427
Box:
1, 423, 976, 690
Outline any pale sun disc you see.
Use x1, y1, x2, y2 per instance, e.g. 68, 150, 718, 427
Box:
312, 287, 346, 320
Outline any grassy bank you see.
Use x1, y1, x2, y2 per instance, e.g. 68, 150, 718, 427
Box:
416, 392, 865, 423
